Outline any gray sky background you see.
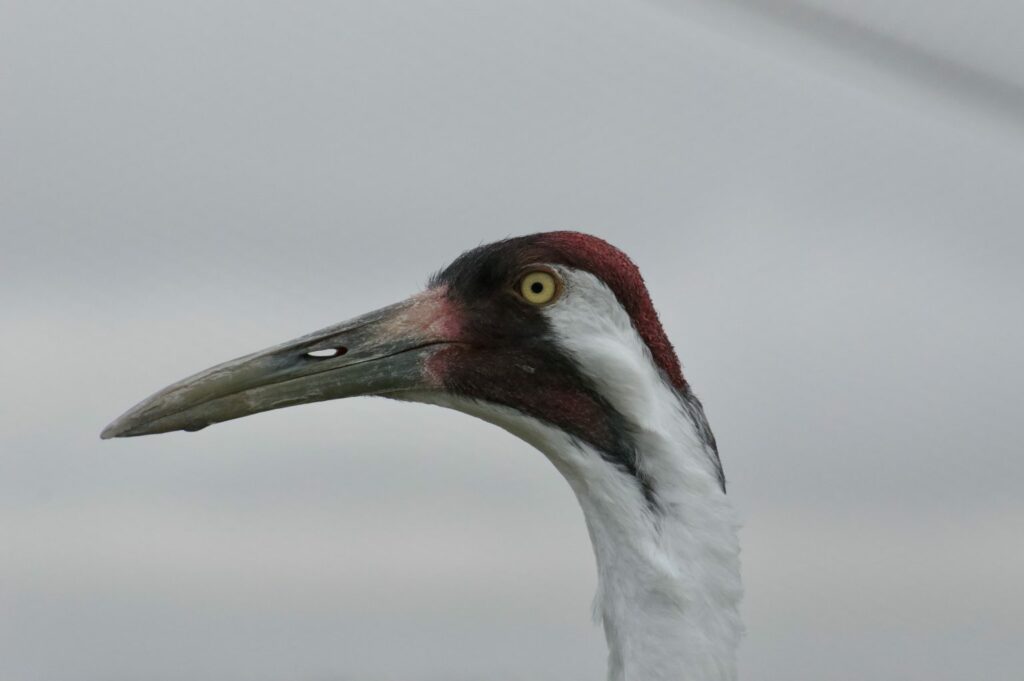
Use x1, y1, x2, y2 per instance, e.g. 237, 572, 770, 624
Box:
2, 2, 1023, 680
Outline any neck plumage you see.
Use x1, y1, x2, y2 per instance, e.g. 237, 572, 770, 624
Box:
424, 381, 743, 681
571, 410, 743, 681
541, 285, 744, 681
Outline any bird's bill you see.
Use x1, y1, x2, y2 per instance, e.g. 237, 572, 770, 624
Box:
100, 291, 455, 439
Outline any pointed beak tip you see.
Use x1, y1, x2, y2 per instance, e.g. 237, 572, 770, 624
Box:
100, 421, 127, 440
100, 411, 148, 439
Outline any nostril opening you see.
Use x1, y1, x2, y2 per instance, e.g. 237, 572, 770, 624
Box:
306, 347, 347, 359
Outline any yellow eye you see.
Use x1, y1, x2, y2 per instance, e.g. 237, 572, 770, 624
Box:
520, 270, 559, 305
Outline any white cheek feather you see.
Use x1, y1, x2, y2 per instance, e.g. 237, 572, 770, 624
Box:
405, 268, 743, 681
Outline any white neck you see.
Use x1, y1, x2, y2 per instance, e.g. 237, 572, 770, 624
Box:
418, 390, 743, 681
413, 376, 742, 681
565, 422, 743, 681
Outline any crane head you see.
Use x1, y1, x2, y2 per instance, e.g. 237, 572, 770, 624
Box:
100, 232, 708, 493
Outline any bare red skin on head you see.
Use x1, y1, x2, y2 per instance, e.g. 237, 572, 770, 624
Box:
401, 287, 463, 342
533, 232, 686, 391
397, 286, 466, 390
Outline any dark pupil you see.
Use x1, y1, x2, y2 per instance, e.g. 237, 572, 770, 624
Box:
530, 281, 545, 294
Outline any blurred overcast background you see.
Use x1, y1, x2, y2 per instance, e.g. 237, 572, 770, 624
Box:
2, 1, 1023, 680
